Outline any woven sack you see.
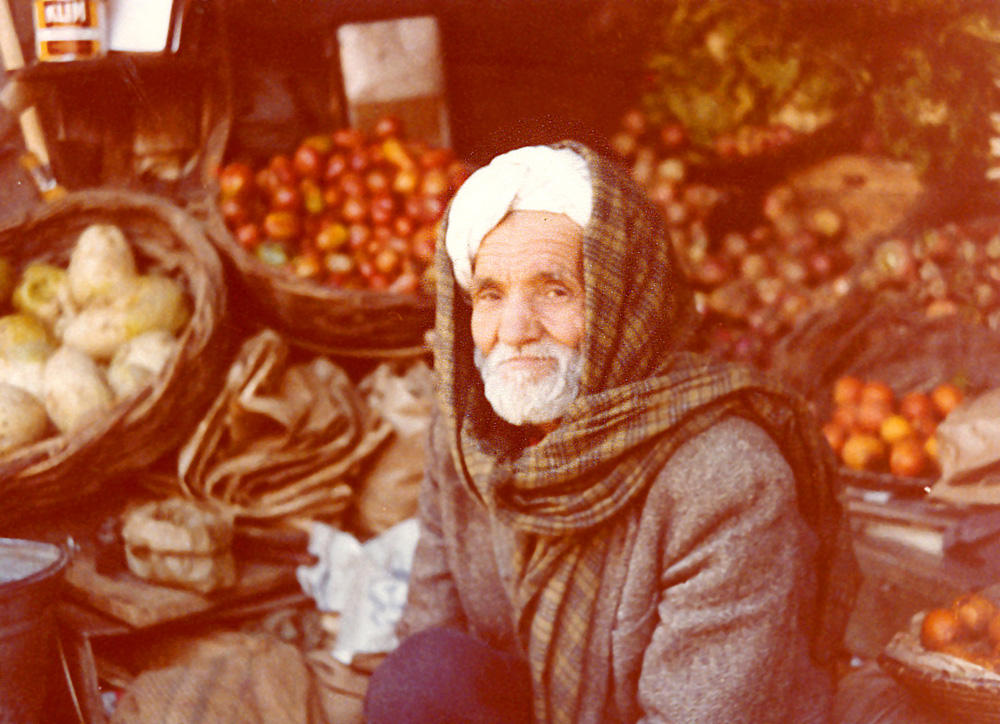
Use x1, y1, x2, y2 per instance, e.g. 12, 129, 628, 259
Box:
0, 188, 230, 526
194, 199, 434, 357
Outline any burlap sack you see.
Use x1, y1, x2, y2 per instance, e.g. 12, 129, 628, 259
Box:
110, 632, 326, 724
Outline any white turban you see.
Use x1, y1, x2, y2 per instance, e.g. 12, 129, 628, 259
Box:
444, 145, 593, 290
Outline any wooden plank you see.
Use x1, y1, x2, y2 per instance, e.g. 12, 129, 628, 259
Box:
63, 543, 298, 629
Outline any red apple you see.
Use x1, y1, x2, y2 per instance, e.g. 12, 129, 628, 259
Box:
340, 195, 370, 224
348, 148, 371, 174
392, 215, 415, 239
365, 168, 392, 195
338, 172, 367, 199
270, 184, 302, 212
269, 154, 296, 186
220, 196, 250, 227
218, 161, 255, 199
263, 211, 301, 241
332, 127, 365, 150
234, 222, 261, 249
370, 193, 397, 227
420, 168, 449, 196
372, 115, 405, 141
300, 179, 325, 215
293, 144, 324, 180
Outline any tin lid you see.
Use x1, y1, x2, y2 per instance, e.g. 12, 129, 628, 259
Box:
0, 538, 65, 585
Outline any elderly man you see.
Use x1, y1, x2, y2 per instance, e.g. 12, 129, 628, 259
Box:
365, 142, 858, 723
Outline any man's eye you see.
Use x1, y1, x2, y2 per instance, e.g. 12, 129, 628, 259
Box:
474, 289, 501, 303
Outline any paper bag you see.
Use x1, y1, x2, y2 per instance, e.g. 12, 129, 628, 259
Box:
351, 360, 434, 537
929, 388, 1000, 505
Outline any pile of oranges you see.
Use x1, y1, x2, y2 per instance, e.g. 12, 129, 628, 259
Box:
920, 591, 1000, 670
822, 375, 965, 478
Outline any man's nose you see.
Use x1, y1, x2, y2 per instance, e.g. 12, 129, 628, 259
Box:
497, 294, 540, 347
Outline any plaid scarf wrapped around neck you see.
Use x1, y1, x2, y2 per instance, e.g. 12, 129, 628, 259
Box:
433, 141, 859, 723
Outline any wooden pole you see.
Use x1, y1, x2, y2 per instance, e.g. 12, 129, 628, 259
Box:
0, 0, 65, 200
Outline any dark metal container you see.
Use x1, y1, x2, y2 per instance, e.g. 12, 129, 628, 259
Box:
0, 537, 69, 724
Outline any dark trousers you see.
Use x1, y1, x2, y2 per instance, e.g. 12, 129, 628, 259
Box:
364, 627, 534, 724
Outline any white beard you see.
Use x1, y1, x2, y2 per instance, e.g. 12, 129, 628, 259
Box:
474, 340, 583, 426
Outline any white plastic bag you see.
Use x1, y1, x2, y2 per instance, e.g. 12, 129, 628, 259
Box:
297, 518, 420, 664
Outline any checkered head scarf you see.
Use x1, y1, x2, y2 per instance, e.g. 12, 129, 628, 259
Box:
433, 141, 858, 724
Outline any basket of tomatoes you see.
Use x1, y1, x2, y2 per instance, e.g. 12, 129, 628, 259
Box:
203, 116, 472, 356
879, 589, 1000, 724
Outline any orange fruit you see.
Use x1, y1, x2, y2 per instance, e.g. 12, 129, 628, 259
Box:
841, 433, 886, 471
924, 435, 939, 462
855, 398, 893, 434
833, 375, 864, 407
931, 382, 964, 418
921, 607, 963, 651
879, 414, 914, 445
899, 391, 936, 422
861, 380, 895, 408
910, 412, 938, 439
889, 438, 929, 478
953, 592, 997, 637
831, 404, 858, 431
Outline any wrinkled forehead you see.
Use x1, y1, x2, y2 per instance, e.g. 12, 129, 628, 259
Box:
471, 210, 585, 286
445, 145, 593, 291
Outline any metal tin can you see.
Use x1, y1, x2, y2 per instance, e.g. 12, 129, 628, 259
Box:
33, 0, 107, 62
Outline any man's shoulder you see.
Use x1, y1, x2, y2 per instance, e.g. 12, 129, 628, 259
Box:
649, 416, 794, 503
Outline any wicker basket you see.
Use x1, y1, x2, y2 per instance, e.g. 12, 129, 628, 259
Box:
195, 198, 434, 357
0, 188, 231, 526
879, 645, 1000, 724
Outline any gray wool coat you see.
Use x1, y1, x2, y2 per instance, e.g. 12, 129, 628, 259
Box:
397, 415, 835, 723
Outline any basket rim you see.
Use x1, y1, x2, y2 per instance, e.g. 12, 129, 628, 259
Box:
0, 187, 231, 517
878, 650, 1000, 694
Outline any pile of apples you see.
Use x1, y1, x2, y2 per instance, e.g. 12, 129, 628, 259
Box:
610, 106, 1000, 369
609, 107, 854, 366
215, 116, 473, 294
821, 375, 965, 478
855, 219, 1000, 329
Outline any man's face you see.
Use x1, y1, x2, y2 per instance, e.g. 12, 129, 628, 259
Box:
469, 210, 586, 427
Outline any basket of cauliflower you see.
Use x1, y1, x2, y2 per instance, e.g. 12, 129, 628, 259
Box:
0, 188, 230, 525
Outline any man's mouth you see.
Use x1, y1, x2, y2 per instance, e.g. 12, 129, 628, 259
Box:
498, 356, 556, 375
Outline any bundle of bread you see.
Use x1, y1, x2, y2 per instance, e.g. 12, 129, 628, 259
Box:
0, 223, 189, 453
120, 497, 236, 594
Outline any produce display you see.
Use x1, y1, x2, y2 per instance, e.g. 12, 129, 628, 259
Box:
635, 0, 1000, 181
610, 105, 855, 365
918, 591, 1000, 671
821, 375, 965, 478
612, 100, 1000, 367
215, 116, 473, 295
0, 223, 189, 453
854, 219, 1000, 329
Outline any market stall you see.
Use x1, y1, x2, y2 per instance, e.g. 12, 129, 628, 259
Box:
4, 1, 1000, 722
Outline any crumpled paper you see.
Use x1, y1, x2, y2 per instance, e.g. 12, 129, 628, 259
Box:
176, 329, 392, 522
297, 518, 419, 664
351, 361, 434, 536
931, 387, 1000, 505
